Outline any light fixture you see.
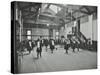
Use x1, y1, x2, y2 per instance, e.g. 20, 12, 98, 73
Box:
47, 24, 49, 26
56, 32, 59, 35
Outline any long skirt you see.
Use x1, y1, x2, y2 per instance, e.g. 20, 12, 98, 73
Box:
50, 45, 55, 50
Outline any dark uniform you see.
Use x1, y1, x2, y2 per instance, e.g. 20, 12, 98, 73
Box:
44, 39, 49, 52
76, 40, 80, 51
70, 39, 76, 52
49, 39, 55, 53
32, 41, 35, 49
36, 39, 42, 58
26, 40, 32, 54
64, 39, 70, 54
17, 41, 24, 57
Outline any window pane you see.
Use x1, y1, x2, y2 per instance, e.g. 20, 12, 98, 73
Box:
27, 30, 31, 35
27, 36, 31, 40
27, 30, 31, 40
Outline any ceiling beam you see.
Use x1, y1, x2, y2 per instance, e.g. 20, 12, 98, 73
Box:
23, 23, 59, 29
79, 10, 90, 15
22, 15, 36, 19
82, 6, 91, 13
66, 6, 92, 18
65, 14, 87, 24
19, 3, 41, 10
66, 13, 76, 21
19, 4, 32, 10
46, 4, 51, 9
51, 3, 67, 9
22, 10, 38, 16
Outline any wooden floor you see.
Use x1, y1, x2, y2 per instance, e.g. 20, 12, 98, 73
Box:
18, 46, 97, 73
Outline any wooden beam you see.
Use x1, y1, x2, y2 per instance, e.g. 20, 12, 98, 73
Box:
66, 6, 90, 17
23, 23, 59, 29
51, 3, 67, 9
65, 14, 87, 24
79, 10, 90, 15
82, 6, 91, 13
20, 4, 32, 10
22, 12, 37, 18
46, 4, 51, 9
66, 13, 76, 20
19, 3, 41, 10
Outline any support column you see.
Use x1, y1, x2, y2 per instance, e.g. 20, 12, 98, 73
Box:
77, 20, 80, 32
49, 28, 53, 39
64, 24, 68, 39
88, 15, 93, 44
53, 29, 56, 39
19, 10, 22, 42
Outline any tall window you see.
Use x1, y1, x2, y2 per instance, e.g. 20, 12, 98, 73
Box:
56, 31, 59, 39
27, 30, 31, 40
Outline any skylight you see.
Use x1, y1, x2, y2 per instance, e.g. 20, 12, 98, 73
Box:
49, 5, 61, 14
42, 4, 48, 10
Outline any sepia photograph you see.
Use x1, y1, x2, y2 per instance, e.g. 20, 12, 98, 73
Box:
11, 1, 97, 74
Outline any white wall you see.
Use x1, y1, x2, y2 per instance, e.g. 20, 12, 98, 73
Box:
80, 22, 91, 39
93, 19, 98, 41
80, 18, 97, 41
31, 28, 49, 40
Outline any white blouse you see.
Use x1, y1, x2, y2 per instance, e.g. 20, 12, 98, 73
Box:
52, 40, 54, 45
37, 41, 40, 48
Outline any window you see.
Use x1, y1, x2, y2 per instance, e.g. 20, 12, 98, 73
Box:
27, 30, 31, 40
50, 5, 61, 14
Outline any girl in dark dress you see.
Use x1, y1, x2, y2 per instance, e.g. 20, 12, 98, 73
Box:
44, 39, 49, 52
36, 39, 42, 58
32, 40, 35, 50
70, 38, 76, 52
50, 39, 55, 53
26, 40, 32, 54
64, 39, 70, 54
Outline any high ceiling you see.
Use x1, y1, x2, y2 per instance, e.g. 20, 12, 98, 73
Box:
17, 2, 97, 27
